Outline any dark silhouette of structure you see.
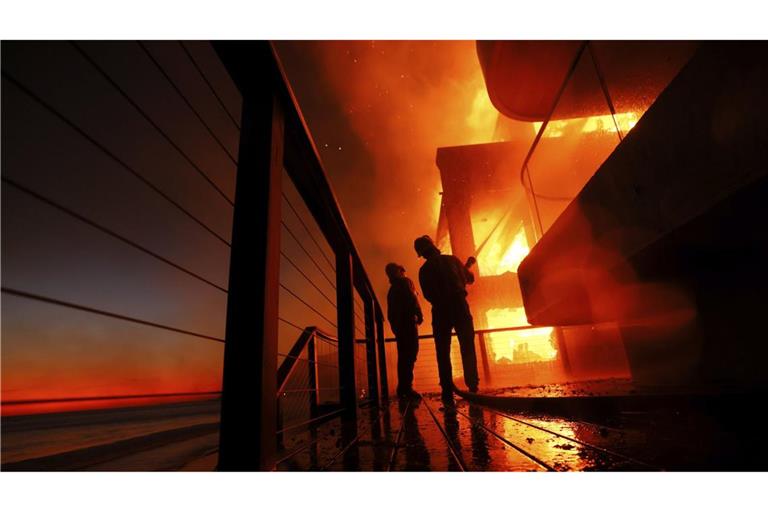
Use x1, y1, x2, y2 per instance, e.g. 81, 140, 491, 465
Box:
385, 263, 423, 398
414, 235, 480, 400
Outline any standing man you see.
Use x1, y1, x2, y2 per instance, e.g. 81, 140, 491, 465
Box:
385, 262, 423, 400
414, 235, 479, 403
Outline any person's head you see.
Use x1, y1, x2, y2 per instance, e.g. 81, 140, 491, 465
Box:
414, 235, 440, 259
385, 262, 406, 282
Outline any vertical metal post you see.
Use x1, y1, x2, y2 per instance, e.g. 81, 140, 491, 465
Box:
375, 307, 389, 401
477, 331, 492, 385
336, 251, 357, 417
307, 333, 319, 418
363, 293, 380, 404
217, 91, 283, 471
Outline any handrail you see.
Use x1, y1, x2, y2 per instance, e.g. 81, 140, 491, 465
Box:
355, 324, 554, 343
277, 326, 337, 396
519, 41, 588, 193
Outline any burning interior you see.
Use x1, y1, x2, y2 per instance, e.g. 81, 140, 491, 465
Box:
427, 41, 699, 388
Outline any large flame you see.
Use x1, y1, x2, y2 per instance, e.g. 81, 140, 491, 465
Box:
477, 226, 530, 276
533, 112, 639, 138
486, 308, 556, 364
475, 224, 557, 365
466, 88, 499, 142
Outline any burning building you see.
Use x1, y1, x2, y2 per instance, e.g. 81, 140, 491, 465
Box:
432, 41, 765, 388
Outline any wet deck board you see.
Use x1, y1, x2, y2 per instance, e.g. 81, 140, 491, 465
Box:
421, 399, 544, 471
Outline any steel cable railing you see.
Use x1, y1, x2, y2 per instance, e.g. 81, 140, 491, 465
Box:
2, 287, 225, 343
282, 192, 336, 273
1, 71, 232, 247
3, 41, 390, 470
2, 42, 239, 419
276, 170, 345, 443
360, 324, 565, 394
281, 220, 337, 289
137, 41, 240, 166
178, 41, 242, 131
280, 251, 336, 308
276, 328, 343, 443
2, 176, 228, 294
279, 283, 338, 329
70, 41, 236, 206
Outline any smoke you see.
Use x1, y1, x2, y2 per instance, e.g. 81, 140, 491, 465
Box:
275, 41, 499, 330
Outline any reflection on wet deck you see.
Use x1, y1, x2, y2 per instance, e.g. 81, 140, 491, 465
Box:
275, 397, 653, 471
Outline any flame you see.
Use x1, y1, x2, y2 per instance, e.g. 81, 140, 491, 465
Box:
465, 87, 499, 143
473, 225, 557, 364
485, 308, 556, 364
477, 226, 530, 275
533, 112, 639, 138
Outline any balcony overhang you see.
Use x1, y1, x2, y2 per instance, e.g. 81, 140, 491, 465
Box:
476, 41, 697, 122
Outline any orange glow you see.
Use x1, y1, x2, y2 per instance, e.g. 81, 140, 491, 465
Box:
533, 112, 639, 138
485, 307, 556, 364
472, 222, 558, 365
465, 88, 499, 142
477, 225, 530, 276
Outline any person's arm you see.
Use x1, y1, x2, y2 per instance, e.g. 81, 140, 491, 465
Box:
406, 278, 423, 324
386, 288, 396, 326
452, 255, 475, 285
465, 266, 475, 284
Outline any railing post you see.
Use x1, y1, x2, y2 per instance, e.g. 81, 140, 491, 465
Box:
478, 331, 492, 385
363, 293, 380, 405
375, 306, 389, 401
216, 44, 283, 471
307, 333, 319, 418
336, 251, 357, 417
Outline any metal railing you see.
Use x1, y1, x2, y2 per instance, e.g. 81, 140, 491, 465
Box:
213, 41, 388, 471
358, 324, 567, 393
2, 41, 237, 420
277, 327, 344, 447
2, 41, 389, 471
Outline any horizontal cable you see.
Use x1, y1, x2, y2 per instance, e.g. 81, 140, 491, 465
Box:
137, 41, 239, 166
178, 41, 241, 131
279, 283, 337, 328
280, 250, 336, 307
278, 316, 305, 333
275, 408, 344, 436
3, 176, 228, 294
282, 193, 335, 272
2, 287, 225, 343
1, 71, 231, 248
280, 387, 341, 394
315, 336, 338, 348
70, 41, 235, 206
277, 352, 339, 370
281, 221, 336, 289
276, 318, 338, 346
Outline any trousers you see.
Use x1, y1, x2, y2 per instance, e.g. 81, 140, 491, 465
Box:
432, 299, 479, 392
393, 322, 419, 394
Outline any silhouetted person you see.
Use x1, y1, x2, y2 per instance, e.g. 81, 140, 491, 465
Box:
385, 262, 423, 399
414, 235, 479, 402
